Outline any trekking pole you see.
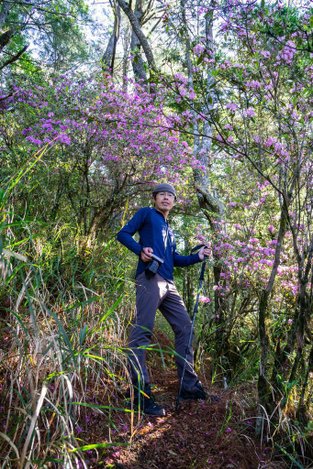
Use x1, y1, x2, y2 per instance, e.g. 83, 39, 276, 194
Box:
175, 245, 208, 411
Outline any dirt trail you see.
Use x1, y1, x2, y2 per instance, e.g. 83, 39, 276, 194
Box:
98, 367, 287, 469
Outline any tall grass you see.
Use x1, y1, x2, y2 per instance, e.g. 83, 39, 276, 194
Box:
0, 203, 136, 467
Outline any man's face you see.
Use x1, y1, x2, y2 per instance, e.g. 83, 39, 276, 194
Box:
154, 191, 175, 214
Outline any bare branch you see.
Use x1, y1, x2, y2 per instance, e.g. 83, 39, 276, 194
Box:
116, 0, 156, 72
0, 44, 28, 70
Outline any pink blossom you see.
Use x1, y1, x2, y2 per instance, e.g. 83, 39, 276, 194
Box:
244, 108, 256, 118
224, 124, 233, 130
26, 136, 42, 145
41, 123, 54, 131
237, 257, 245, 263
193, 43, 205, 56
220, 22, 230, 32
188, 89, 196, 100
226, 102, 238, 112
199, 296, 211, 303
274, 142, 283, 153
249, 238, 259, 244
277, 40, 296, 65
245, 80, 262, 89
265, 137, 276, 147
260, 50, 271, 59
253, 135, 262, 144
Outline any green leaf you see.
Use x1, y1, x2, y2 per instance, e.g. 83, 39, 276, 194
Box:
73, 401, 133, 414
70, 441, 128, 452
100, 295, 123, 323
79, 324, 88, 346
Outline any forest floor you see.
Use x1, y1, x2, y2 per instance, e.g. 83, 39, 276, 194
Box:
0, 325, 292, 468
99, 374, 285, 469
81, 333, 289, 469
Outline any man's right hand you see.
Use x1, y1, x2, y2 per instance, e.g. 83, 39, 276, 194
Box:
141, 247, 153, 262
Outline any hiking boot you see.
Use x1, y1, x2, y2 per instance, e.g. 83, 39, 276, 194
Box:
180, 381, 208, 400
142, 393, 166, 417
131, 385, 166, 417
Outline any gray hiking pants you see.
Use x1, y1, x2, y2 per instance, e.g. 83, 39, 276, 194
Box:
128, 272, 199, 390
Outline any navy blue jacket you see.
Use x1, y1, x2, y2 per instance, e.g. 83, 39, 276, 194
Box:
116, 207, 201, 280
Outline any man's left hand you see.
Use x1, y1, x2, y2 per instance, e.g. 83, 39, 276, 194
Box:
198, 246, 210, 260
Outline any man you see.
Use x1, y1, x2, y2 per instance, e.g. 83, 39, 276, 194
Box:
117, 183, 210, 416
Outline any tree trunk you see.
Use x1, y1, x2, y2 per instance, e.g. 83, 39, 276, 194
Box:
102, 2, 121, 74
297, 343, 313, 423
271, 231, 313, 402
256, 199, 289, 433
180, 0, 227, 370
122, 26, 131, 90
130, 0, 147, 82
116, 0, 156, 82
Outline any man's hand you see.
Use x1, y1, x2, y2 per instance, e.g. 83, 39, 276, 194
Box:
198, 246, 210, 260
141, 247, 153, 262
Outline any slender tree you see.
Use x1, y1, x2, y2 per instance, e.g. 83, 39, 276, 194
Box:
102, 0, 121, 73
